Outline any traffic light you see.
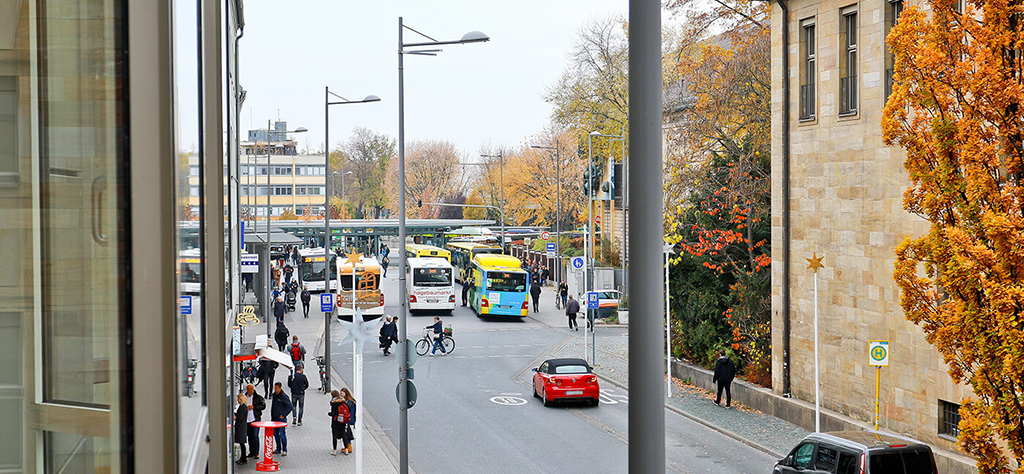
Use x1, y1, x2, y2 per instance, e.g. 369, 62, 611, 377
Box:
417, 199, 422, 208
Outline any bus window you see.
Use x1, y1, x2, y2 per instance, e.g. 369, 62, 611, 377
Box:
486, 272, 526, 292
180, 261, 201, 283
340, 273, 380, 291
414, 268, 451, 287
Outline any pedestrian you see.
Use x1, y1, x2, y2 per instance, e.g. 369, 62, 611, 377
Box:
274, 295, 288, 324
381, 255, 390, 279
257, 358, 278, 398
287, 365, 309, 426
558, 281, 569, 309
329, 390, 350, 456
292, 247, 300, 266
541, 265, 550, 285
244, 384, 265, 459
426, 316, 447, 355
234, 393, 250, 465
461, 275, 473, 307
530, 279, 542, 313
340, 387, 357, 455
243, 273, 253, 293
289, 336, 306, 368
284, 264, 294, 286
381, 244, 389, 259
379, 316, 398, 356
300, 285, 311, 318
270, 382, 293, 456
565, 295, 580, 330
274, 323, 290, 352
713, 350, 736, 408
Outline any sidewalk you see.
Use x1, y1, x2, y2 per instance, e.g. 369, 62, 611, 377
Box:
237, 291, 399, 473
527, 282, 808, 458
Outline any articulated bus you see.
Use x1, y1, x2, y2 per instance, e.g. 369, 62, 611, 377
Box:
406, 257, 456, 314
405, 243, 451, 262
469, 254, 529, 317
299, 247, 337, 293
447, 241, 502, 283
179, 249, 202, 295
336, 255, 385, 317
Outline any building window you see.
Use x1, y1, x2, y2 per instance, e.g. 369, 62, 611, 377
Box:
884, 0, 903, 99
839, 6, 858, 116
939, 400, 961, 438
799, 19, 816, 120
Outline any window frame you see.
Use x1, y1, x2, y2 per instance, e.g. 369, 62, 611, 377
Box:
839, 5, 859, 116
799, 18, 817, 121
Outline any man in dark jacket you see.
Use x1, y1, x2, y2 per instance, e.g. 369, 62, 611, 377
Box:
273, 296, 288, 325
300, 285, 312, 318
283, 265, 294, 286
271, 383, 293, 455
287, 366, 309, 426
274, 323, 290, 351
379, 316, 399, 355
258, 358, 279, 398
244, 384, 266, 459
565, 295, 580, 331
530, 280, 542, 313
712, 350, 736, 408
461, 276, 473, 307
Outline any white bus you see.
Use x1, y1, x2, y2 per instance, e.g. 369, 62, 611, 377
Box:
298, 247, 337, 293
406, 257, 455, 314
179, 248, 202, 295
336, 255, 385, 317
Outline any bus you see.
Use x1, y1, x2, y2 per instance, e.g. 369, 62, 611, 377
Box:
336, 254, 385, 317
406, 257, 456, 314
447, 241, 502, 283
469, 254, 529, 317
179, 249, 202, 295
405, 243, 451, 262
298, 247, 337, 293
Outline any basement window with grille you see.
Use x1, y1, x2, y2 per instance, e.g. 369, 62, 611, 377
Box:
938, 399, 961, 440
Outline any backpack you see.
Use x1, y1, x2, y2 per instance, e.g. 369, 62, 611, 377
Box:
335, 402, 351, 424
290, 343, 302, 361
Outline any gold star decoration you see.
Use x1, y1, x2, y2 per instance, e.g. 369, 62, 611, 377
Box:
806, 252, 825, 273
344, 251, 363, 267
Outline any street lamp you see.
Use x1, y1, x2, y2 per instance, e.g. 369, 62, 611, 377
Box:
324, 88, 379, 393
263, 121, 306, 338
530, 141, 561, 269
397, 18, 488, 474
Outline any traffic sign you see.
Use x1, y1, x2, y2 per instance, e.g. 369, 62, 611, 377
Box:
396, 380, 418, 409
595, 215, 602, 225
180, 296, 192, 315
587, 292, 599, 310
869, 340, 890, 367
571, 256, 585, 271
541, 231, 551, 241
524, 237, 531, 247
405, 339, 419, 367
241, 253, 260, 274
489, 396, 527, 406
546, 242, 556, 257
320, 293, 334, 313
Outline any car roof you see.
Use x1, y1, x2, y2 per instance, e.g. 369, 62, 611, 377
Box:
543, 358, 591, 368
407, 257, 452, 268
808, 431, 931, 452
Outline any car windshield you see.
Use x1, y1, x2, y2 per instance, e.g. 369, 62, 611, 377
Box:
487, 272, 526, 292
869, 449, 935, 474
553, 365, 590, 374
413, 268, 451, 287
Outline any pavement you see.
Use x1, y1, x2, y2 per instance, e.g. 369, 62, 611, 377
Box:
235, 288, 401, 473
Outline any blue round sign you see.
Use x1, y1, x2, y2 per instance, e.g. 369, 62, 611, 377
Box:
572, 257, 584, 269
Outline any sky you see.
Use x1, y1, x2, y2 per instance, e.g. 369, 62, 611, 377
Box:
206, 0, 631, 158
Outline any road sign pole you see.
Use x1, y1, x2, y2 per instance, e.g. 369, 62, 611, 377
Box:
875, 366, 880, 431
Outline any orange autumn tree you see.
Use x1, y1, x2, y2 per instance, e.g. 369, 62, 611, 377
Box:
883, 1, 1024, 471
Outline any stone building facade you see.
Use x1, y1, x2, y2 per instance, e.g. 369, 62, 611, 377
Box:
769, 0, 973, 458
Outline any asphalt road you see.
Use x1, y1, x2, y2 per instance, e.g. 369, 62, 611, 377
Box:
330, 273, 776, 473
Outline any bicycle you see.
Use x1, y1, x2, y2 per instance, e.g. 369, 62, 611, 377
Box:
314, 355, 329, 393
415, 328, 455, 356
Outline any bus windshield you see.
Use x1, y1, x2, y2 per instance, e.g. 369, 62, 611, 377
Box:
180, 262, 201, 283
486, 272, 526, 292
413, 268, 451, 287
301, 258, 336, 282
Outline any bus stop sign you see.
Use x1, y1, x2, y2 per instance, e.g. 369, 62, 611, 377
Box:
587, 292, 599, 309
320, 293, 334, 313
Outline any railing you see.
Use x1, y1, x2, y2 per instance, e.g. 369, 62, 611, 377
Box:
840, 75, 858, 115
799, 84, 816, 120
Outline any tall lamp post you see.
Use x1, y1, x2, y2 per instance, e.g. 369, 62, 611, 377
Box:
397, 18, 488, 474
530, 141, 561, 275
323, 89, 379, 393
479, 152, 504, 251
264, 121, 306, 337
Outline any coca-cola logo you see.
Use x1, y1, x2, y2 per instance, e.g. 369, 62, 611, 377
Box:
264, 432, 274, 459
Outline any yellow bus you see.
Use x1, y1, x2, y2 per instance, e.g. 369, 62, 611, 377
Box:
335, 254, 384, 317
446, 241, 502, 283
469, 254, 529, 317
405, 243, 451, 262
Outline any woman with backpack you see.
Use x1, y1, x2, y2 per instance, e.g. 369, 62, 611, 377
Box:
340, 387, 357, 455
328, 390, 349, 456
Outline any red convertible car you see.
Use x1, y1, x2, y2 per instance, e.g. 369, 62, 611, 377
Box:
532, 358, 600, 407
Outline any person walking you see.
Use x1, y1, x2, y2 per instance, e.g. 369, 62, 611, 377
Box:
288, 336, 306, 369
283, 264, 294, 286
287, 365, 309, 426
234, 393, 250, 465
541, 265, 550, 285
244, 384, 265, 459
379, 316, 398, 356
426, 316, 447, 355
300, 285, 311, 318
530, 279, 542, 313
381, 255, 390, 279
713, 350, 736, 408
565, 294, 580, 331
257, 358, 278, 398
273, 296, 288, 325
461, 275, 473, 307
271, 382, 293, 456
558, 281, 569, 309
274, 322, 290, 352
291, 247, 300, 267
328, 390, 350, 455
340, 387, 357, 455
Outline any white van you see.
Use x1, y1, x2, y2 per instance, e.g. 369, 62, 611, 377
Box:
406, 257, 455, 314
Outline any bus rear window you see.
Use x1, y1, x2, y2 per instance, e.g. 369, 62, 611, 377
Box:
180, 263, 201, 283
413, 268, 451, 287
486, 273, 526, 292
869, 449, 935, 474
340, 273, 379, 291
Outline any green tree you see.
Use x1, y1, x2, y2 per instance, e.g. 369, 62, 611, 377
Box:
342, 127, 394, 218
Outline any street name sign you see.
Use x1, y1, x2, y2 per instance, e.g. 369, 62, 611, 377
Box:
241, 253, 259, 273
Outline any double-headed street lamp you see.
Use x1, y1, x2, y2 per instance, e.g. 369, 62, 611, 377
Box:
323, 88, 379, 393
264, 121, 306, 337
396, 18, 488, 474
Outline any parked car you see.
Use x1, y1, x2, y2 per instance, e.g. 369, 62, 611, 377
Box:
532, 358, 600, 407
592, 290, 620, 318
774, 431, 937, 474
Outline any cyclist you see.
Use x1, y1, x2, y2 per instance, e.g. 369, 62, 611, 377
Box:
426, 316, 446, 355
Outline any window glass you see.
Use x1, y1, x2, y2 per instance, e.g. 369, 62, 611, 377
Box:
815, 445, 838, 471
487, 272, 527, 292
793, 443, 815, 468
553, 365, 591, 374
414, 268, 452, 286
0, 76, 16, 177
837, 451, 860, 474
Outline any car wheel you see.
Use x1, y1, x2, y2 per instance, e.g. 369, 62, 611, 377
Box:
542, 388, 554, 407
591, 397, 600, 407
533, 382, 540, 399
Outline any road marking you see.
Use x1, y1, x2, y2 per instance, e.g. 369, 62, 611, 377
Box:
490, 396, 528, 406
